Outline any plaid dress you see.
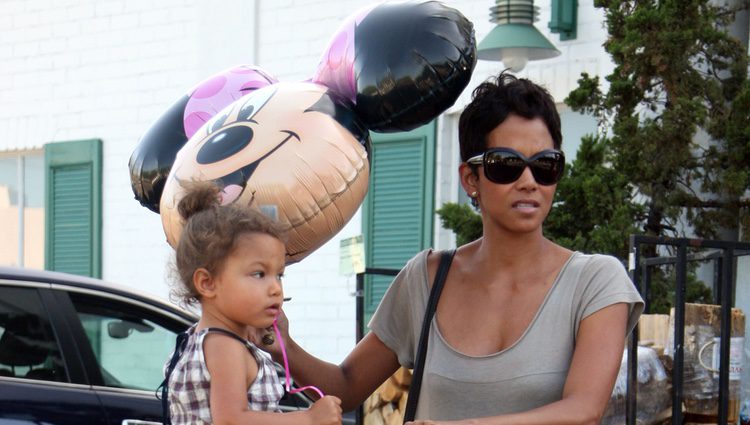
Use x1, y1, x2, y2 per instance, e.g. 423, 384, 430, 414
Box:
165, 325, 285, 424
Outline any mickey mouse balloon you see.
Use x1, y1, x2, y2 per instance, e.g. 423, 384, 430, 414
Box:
313, 0, 476, 132
159, 82, 371, 263
129, 65, 277, 212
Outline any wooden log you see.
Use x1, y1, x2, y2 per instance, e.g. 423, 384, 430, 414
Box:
639, 313, 670, 355
364, 391, 383, 414
364, 408, 385, 425
379, 377, 404, 403
386, 408, 403, 425
398, 391, 408, 414
392, 367, 412, 388
366, 367, 411, 424
381, 403, 394, 418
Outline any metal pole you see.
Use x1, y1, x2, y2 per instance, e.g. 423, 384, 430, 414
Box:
626, 235, 640, 425
717, 247, 734, 425
355, 272, 364, 425
672, 242, 687, 425
17, 155, 25, 267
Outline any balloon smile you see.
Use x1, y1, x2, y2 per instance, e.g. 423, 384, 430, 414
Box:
217, 131, 300, 205
218, 163, 254, 205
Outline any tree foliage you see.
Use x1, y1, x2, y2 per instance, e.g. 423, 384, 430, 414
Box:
436, 202, 482, 247
544, 135, 643, 259
567, 0, 750, 240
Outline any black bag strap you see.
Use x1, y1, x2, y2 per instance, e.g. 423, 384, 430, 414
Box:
403, 249, 456, 423
158, 330, 189, 425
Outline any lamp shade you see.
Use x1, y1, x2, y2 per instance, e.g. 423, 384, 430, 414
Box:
476, 0, 561, 71
478, 23, 560, 60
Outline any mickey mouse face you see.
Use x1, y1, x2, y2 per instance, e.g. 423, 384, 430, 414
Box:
160, 82, 370, 263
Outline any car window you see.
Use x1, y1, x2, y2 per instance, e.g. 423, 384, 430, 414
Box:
0, 286, 68, 383
67, 292, 187, 392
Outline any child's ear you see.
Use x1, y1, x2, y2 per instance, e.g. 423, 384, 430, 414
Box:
193, 268, 217, 298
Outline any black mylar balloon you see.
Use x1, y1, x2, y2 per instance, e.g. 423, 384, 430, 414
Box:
312, 0, 477, 133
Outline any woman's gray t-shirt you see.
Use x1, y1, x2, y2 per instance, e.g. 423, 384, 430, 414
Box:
368, 250, 644, 421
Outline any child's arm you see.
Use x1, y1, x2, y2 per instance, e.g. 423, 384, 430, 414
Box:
204, 332, 342, 425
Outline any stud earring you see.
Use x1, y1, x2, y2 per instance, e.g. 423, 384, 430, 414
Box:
469, 191, 479, 209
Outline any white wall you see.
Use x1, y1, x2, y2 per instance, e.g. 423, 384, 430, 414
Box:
0, 0, 613, 363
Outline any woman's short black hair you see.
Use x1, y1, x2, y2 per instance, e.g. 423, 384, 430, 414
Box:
458, 71, 562, 162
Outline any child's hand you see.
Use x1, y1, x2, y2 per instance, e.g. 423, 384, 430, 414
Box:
307, 395, 342, 425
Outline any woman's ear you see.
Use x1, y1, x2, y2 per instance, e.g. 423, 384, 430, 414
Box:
459, 162, 479, 196
193, 268, 217, 298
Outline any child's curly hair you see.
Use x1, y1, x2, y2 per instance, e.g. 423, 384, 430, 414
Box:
170, 181, 286, 306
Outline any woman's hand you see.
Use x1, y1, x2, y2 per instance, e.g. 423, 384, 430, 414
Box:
307, 395, 342, 425
247, 309, 289, 361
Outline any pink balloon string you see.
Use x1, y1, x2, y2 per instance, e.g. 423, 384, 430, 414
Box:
273, 318, 325, 399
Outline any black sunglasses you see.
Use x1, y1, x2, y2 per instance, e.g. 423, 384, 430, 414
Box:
466, 147, 565, 186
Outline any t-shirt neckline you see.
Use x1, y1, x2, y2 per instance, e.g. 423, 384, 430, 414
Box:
424, 250, 580, 359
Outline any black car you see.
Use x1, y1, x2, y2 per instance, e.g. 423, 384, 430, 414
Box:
0, 267, 355, 425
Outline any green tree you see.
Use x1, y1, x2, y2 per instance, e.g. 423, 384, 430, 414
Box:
566, 0, 750, 241
545, 135, 643, 260
435, 202, 482, 247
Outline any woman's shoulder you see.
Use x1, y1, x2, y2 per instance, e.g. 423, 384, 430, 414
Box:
382, 249, 433, 292
398, 248, 433, 275
424, 247, 461, 288
569, 252, 628, 273
563, 252, 636, 295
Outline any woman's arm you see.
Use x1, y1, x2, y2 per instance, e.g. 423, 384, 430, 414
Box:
275, 328, 402, 411
406, 302, 629, 425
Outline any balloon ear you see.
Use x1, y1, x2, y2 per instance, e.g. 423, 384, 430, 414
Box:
313, 0, 477, 133
129, 65, 277, 213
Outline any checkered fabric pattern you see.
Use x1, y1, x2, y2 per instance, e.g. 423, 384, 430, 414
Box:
165, 326, 285, 424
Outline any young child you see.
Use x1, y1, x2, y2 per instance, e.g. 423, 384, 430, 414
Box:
163, 181, 342, 425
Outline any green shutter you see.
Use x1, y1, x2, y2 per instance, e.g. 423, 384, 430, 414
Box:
362, 123, 435, 328
549, 0, 577, 40
45, 139, 102, 278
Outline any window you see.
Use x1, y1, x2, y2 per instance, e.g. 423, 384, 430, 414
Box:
0, 151, 45, 269
45, 139, 102, 278
558, 105, 598, 162
68, 293, 185, 392
0, 286, 67, 382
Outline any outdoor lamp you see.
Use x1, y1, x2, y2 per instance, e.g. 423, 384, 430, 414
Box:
477, 0, 561, 72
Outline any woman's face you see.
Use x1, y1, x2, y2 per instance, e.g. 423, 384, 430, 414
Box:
462, 113, 558, 236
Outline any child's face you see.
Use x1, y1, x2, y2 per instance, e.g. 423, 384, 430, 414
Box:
212, 232, 286, 330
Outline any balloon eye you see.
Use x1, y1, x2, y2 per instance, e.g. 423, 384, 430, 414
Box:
208, 112, 229, 133
196, 126, 253, 164
239, 104, 255, 121
236, 86, 277, 122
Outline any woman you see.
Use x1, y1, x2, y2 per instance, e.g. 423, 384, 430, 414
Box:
265, 71, 644, 424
